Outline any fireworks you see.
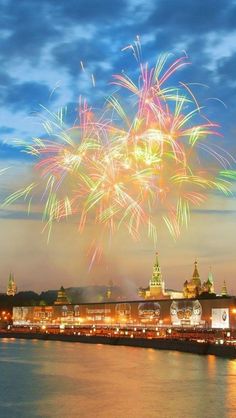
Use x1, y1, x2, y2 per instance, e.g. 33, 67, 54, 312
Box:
3, 43, 236, 255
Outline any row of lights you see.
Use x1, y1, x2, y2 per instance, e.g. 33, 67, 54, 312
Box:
0, 311, 11, 321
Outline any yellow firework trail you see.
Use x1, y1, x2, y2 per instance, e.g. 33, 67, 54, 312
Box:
3, 43, 236, 255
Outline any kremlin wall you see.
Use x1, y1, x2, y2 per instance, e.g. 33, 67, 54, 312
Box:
11, 254, 236, 330
12, 296, 236, 329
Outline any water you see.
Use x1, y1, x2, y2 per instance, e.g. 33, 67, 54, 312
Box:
0, 339, 235, 418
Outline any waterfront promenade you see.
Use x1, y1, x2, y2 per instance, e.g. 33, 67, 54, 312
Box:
1, 325, 236, 358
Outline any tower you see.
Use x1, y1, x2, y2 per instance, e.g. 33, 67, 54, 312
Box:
149, 252, 165, 297
183, 261, 202, 298
191, 261, 201, 288
221, 280, 228, 297
201, 267, 215, 294
54, 286, 71, 305
106, 280, 113, 300
6, 273, 17, 296
207, 268, 215, 293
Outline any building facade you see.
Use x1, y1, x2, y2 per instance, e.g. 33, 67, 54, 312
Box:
13, 297, 236, 329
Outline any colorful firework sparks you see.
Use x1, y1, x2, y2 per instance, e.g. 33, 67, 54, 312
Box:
3, 43, 236, 257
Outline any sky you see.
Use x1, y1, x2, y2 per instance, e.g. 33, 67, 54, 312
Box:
0, 0, 236, 294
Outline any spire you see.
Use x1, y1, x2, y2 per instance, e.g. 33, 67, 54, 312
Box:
6, 272, 17, 296
106, 280, 113, 300
155, 251, 159, 266
193, 260, 199, 279
150, 252, 164, 289
8, 272, 13, 284
207, 267, 215, 293
191, 260, 201, 287
221, 280, 228, 297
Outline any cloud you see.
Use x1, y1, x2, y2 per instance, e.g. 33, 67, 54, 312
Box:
0, 0, 128, 68
217, 52, 236, 83
0, 70, 14, 86
0, 142, 30, 160
192, 209, 236, 215
52, 0, 127, 23
147, 0, 236, 38
52, 40, 109, 77
0, 0, 60, 64
0, 126, 15, 134
3, 81, 57, 112
0, 209, 42, 221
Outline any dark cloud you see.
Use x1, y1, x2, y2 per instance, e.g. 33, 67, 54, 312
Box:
0, 209, 41, 220
147, 0, 236, 38
0, 71, 16, 107
2, 81, 57, 112
52, 40, 108, 77
52, 0, 127, 23
217, 52, 236, 82
0, 0, 235, 158
0, 0, 60, 63
0, 70, 14, 87
0, 142, 30, 160
0, 0, 127, 66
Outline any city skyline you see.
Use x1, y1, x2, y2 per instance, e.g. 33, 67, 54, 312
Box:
0, 248, 233, 296
0, 0, 236, 292
1, 3, 236, 418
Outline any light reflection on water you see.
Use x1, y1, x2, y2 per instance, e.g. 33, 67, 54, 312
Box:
0, 339, 236, 418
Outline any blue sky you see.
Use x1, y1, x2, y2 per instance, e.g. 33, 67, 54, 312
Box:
0, 0, 236, 292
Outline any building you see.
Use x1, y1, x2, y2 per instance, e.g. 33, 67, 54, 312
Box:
6, 273, 17, 296
105, 280, 113, 300
54, 286, 71, 305
201, 269, 215, 294
138, 254, 224, 301
183, 261, 215, 298
138, 253, 183, 300
138, 253, 169, 299
12, 296, 236, 329
221, 280, 228, 297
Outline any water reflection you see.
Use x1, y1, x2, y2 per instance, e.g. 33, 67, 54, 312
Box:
0, 339, 235, 418
226, 360, 236, 417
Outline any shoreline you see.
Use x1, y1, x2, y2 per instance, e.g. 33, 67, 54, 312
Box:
0, 331, 235, 359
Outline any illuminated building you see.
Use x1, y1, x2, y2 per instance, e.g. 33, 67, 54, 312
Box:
139, 256, 221, 301
202, 269, 215, 294
6, 273, 17, 296
12, 296, 236, 329
138, 253, 182, 299
10, 254, 234, 329
138, 253, 169, 299
221, 280, 228, 297
54, 286, 71, 305
183, 261, 201, 298
183, 261, 215, 298
105, 280, 113, 300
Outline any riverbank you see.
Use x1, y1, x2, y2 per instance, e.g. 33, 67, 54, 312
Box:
0, 331, 235, 358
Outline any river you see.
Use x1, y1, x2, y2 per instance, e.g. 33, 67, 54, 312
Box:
0, 338, 235, 418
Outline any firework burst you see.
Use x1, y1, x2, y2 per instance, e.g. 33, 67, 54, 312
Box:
3, 42, 236, 261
